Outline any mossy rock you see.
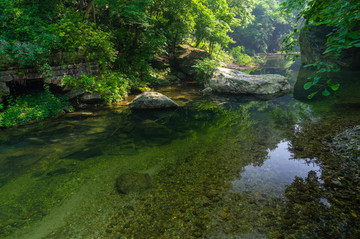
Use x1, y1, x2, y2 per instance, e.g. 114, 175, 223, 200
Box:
174, 45, 211, 78
115, 172, 152, 194
130, 92, 178, 109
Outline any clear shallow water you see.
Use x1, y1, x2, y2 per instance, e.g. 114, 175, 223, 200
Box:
231, 140, 321, 197
0, 55, 359, 238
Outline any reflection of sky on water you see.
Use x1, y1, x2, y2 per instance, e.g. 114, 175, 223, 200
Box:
232, 141, 321, 197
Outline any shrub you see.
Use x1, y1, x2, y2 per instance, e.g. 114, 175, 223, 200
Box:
62, 72, 131, 103
0, 87, 71, 128
48, 13, 117, 69
230, 46, 253, 66
193, 57, 221, 83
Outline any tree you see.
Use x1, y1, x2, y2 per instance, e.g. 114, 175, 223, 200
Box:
230, 0, 293, 54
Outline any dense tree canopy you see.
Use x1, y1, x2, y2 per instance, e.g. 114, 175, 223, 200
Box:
230, 0, 294, 54
0, 0, 256, 73
1, 0, 357, 98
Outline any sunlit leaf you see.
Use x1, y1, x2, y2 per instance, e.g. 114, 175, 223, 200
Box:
322, 89, 331, 96
330, 83, 340, 91
304, 82, 313, 90
313, 76, 321, 84
307, 91, 317, 99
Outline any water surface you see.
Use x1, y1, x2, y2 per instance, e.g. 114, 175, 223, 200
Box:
0, 55, 359, 238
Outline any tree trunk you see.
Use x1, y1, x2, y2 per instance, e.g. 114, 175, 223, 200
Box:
84, 1, 95, 22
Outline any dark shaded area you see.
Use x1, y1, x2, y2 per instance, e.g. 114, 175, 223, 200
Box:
300, 25, 360, 69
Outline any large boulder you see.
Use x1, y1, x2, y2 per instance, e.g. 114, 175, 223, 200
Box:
130, 92, 179, 109
173, 44, 211, 79
205, 67, 290, 95
300, 25, 360, 69
80, 93, 102, 103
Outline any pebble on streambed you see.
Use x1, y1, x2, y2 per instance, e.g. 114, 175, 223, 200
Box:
325, 125, 360, 163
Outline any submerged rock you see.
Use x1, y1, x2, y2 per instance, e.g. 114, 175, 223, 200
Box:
65, 89, 84, 100
130, 92, 179, 109
205, 67, 290, 95
115, 172, 152, 194
135, 119, 172, 138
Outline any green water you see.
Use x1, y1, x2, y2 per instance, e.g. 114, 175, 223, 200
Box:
0, 56, 359, 238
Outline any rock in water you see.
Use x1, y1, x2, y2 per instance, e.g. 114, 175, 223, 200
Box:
205, 67, 290, 95
80, 93, 102, 103
115, 172, 152, 194
130, 92, 179, 109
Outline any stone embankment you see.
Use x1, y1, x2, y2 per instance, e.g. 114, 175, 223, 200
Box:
0, 63, 99, 102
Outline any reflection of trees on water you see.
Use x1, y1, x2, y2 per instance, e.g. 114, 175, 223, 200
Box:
271, 108, 360, 238
243, 97, 360, 238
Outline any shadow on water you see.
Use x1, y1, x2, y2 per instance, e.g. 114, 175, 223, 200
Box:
0, 55, 359, 238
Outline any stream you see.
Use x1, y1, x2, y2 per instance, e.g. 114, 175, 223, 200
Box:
0, 55, 359, 238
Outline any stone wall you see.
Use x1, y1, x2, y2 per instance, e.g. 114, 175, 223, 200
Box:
0, 63, 99, 102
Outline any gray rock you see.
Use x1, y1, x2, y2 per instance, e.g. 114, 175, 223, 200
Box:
205, 67, 290, 95
65, 89, 85, 99
130, 92, 178, 109
202, 87, 213, 95
80, 93, 102, 103
115, 172, 152, 194
0, 75, 13, 82
0, 82, 10, 97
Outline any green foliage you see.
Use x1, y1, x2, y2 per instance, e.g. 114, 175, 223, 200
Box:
281, 0, 360, 98
0, 87, 71, 128
230, 46, 253, 65
0, 0, 65, 69
192, 0, 239, 53
303, 62, 342, 99
48, 12, 118, 69
0, 0, 257, 101
193, 57, 221, 83
62, 72, 131, 103
0, 38, 53, 72
231, 0, 294, 53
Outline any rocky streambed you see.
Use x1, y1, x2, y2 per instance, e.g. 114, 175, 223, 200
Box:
326, 125, 360, 163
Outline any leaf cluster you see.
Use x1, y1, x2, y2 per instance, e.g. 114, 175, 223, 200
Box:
0, 87, 71, 127
62, 72, 131, 103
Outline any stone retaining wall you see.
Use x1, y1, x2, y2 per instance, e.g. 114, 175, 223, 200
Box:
0, 63, 99, 102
